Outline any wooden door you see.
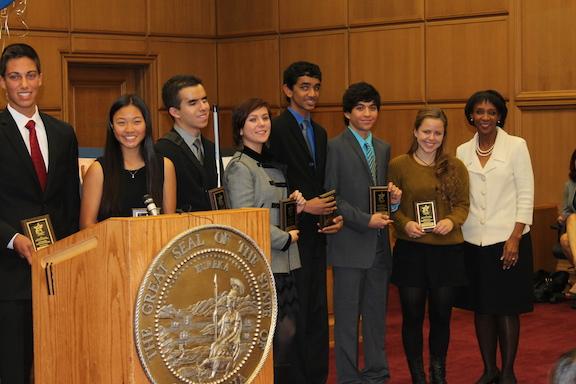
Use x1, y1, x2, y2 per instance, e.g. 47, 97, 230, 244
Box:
68, 64, 145, 148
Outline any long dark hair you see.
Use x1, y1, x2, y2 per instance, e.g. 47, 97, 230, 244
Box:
569, 149, 576, 182
408, 108, 457, 203
100, 94, 163, 218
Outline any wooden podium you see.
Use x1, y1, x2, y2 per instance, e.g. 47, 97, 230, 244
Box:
31, 208, 273, 383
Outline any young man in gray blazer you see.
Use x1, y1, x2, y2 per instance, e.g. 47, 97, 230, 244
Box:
325, 82, 401, 384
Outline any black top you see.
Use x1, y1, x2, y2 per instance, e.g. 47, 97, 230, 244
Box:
96, 157, 162, 221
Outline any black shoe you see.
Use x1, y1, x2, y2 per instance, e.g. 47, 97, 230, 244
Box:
430, 356, 446, 384
498, 374, 517, 384
475, 369, 500, 384
407, 357, 427, 384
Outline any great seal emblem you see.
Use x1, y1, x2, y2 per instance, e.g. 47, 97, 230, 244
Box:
135, 225, 277, 383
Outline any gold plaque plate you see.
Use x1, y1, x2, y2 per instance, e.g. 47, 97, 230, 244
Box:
21, 214, 55, 251
135, 225, 277, 384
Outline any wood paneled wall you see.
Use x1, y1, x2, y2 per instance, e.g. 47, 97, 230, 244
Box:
0, 0, 216, 139
215, 0, 576, 213
2, 0, 573, 211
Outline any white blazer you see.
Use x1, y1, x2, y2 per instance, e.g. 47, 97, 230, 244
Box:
456, 127, 534, 246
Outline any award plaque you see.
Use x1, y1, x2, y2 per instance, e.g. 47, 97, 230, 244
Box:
208, 187, 229, 210
415, 201, 437, 232
280, 198, 298, 231
369, 186, 390, 215
21, 214, 55, 251
318, 189, 337, 228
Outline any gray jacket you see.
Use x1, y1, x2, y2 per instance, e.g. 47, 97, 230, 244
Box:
224, 150, 301, 273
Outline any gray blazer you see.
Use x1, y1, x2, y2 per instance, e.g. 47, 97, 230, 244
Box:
224, 150, 301, 273
325, 129, 392, 269
561, 179, 576, 218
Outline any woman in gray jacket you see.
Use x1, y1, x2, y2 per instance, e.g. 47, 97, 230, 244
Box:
224, 98, 305, 383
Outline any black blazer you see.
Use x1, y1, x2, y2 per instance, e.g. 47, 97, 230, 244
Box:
155, 129, 219, 212
270, 109, 328, 253
0, 109, 80, 300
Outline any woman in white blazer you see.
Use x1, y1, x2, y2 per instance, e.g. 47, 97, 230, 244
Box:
456, 90, 534, 384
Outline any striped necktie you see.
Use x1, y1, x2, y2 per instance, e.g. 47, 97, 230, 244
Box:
365, 142, 376, 184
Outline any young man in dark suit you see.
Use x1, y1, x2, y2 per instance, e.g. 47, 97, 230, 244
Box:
325, 82, 401, 384
0, 43, 80, 384
155, 75, 219, 212
269, 61, 342, 384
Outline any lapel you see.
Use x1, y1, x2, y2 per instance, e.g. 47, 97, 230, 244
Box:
0, 109, 43, 192
42, 113, 60, 195
373, 138, 387, 185
463, 128, 506, 175
343, 128, 374, 185
166, 129, 206, 173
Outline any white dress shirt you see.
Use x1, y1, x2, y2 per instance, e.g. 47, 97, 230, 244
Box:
8, 104, 49, 170
456, 127, 534, 246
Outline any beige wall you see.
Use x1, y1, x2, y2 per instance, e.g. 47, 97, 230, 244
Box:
2, 0, 573, 208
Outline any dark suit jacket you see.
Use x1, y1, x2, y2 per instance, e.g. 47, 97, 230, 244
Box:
155, 129, 219, 212
270, 109, 328, 256
325, 128, 392, 269
0, 109, 80, 300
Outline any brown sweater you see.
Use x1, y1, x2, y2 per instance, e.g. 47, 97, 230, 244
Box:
388, 154, 469, 245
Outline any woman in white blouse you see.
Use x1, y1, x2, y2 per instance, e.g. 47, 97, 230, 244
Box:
457, 90, 534, 384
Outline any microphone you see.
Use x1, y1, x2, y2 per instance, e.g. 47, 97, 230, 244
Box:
143, 194, 160, 216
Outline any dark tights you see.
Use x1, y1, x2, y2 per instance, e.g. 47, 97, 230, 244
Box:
399, 286, 455, 360
474, 313, 519, 381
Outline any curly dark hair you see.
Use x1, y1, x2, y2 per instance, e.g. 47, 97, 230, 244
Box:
342, 82, 381, 126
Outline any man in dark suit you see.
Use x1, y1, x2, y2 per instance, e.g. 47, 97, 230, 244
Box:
325, 82, 401, 383
155, 75, 219, 212
269, 61, 342, 384
0, 43, 80, 383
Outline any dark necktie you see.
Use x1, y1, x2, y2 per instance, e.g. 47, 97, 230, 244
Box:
193, 138, 204, 165
301, 120, 316, 163
25, 119, 47, 191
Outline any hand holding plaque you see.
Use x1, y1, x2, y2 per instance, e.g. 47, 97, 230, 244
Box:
414, 201, 437, 232
318, 189, 337, 228
280, 198, 298, 231
369, 186, 390, 215
21, 214, 55, 251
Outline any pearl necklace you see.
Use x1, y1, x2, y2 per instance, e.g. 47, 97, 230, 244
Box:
475, 139, 495, 157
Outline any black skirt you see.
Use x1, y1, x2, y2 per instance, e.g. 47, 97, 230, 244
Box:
391, 239, 468, 288
456, 233, 534, 315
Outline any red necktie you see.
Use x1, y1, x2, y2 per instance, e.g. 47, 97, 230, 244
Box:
25, 120, 47, 191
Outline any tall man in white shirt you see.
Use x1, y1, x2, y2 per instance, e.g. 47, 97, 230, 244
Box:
0, 43, 80, 383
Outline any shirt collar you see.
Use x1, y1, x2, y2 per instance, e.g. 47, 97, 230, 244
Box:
174, 124, 201, 149
287, 107, 310, 126
7, 104, 40, 129
348, 125, 373, 147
